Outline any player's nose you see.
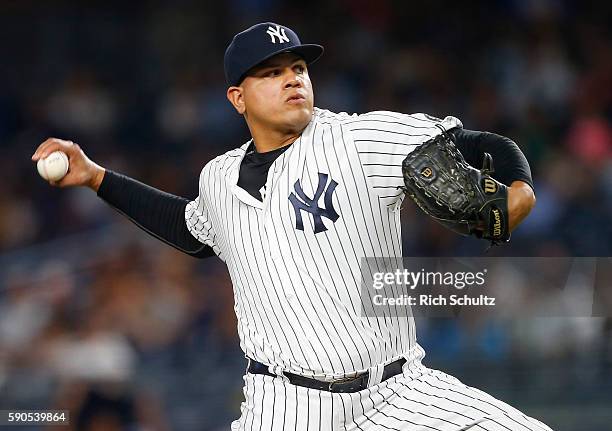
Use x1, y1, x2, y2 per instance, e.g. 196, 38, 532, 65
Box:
284, 76, 302, 89
283, 69, 302, 88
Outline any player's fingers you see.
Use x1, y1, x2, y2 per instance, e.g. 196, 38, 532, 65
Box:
48, 174, 71, 188
38, 138, 75, 159
31, 139, 57, 161
48, 179, 71, 188
50, 168, 74, 188
32, 138, 75, 161
32, 138, 61, 160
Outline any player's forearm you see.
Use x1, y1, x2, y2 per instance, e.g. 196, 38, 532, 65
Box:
508, 180, 536, 231
452, 129, 534, 189
97, 170, 214, 258
452, 129, 536, 232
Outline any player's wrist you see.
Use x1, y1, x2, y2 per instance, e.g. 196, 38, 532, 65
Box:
88, 165, 106, 192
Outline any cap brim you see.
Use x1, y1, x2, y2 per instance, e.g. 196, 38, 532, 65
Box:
284, 44, 324, 65
236, 44, 324, 85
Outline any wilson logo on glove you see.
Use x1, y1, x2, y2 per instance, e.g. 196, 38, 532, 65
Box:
491, 208, 503, 237
483, 178, 497, 194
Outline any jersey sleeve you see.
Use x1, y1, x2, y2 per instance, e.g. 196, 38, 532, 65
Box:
185, 166, 219, 253
346, 111, 462, 206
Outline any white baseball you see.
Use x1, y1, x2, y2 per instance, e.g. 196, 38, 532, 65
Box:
37, 151, 69, 182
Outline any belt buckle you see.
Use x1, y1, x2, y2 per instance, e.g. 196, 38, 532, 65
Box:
328, 373, 364, 393
329, 379, 349, 392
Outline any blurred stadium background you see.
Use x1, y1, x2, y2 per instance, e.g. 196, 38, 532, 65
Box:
1, 1, 611, 430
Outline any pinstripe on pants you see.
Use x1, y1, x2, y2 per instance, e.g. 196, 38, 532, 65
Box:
231, 360, 553, 431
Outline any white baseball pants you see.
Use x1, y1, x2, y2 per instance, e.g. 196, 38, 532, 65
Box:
231, 360, 553, 431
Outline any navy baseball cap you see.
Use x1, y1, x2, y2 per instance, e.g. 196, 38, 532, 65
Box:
224, 22, 324, 86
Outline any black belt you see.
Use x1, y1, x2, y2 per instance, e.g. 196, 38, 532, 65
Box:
247, 357, 406, 393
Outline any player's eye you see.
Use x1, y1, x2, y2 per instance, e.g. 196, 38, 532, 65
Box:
294, 64, 305, 74
265, 69, 281, 77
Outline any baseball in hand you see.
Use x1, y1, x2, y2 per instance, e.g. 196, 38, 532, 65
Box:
37, 151, 69, 182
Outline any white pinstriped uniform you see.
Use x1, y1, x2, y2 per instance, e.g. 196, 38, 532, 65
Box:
185, 108, 552, 430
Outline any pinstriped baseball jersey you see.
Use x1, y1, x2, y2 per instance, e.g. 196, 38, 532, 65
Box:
185, 108, 462, 380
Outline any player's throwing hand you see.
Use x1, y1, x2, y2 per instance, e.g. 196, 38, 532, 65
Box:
32, 138, 105, 190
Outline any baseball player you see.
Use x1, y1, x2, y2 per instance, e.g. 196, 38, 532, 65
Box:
33, 22, 551, 430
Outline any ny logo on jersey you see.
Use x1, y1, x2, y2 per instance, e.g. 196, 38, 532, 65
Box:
288, 173, 340, 234
266, 25, 290, 44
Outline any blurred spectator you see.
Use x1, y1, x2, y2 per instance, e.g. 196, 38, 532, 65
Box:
45, 69, 117, 137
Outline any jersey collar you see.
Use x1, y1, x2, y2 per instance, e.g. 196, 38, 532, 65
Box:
229, 112, 317, 209
229, 140, 265, 208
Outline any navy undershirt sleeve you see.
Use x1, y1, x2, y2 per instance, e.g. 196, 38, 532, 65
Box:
451, 128, 534, 190
97, 170, 214, 259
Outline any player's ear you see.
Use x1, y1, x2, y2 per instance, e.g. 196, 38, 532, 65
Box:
226, 86, 246, 115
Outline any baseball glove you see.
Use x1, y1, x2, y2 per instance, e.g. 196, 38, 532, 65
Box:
401, 131, 510, 245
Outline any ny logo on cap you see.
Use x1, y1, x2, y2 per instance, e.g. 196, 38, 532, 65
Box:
266, 25, 290, 44
289, 173, 340, 234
